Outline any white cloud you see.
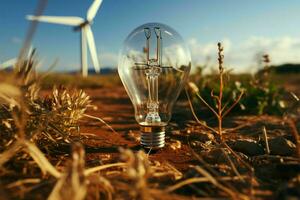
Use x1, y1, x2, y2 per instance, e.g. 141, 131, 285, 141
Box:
11, 37, 22, 44
99, 52, 118, 67
188, 36, 300, 73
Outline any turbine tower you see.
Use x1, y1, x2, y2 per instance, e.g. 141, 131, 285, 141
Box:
27, 0, 103, 77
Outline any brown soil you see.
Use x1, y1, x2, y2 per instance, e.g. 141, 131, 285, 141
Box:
69, 82, 300, 199
4, 73, 299, 199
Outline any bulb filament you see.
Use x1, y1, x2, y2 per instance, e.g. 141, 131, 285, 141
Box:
134, 27, 163, 124
145, 60, 161, 123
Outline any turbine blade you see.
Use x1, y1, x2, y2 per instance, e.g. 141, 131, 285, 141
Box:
1, 58, 17, 69
85, 26, 100, 73
87, 0, 103, 21
27, 45, 34, 58
26, 15, 84, 26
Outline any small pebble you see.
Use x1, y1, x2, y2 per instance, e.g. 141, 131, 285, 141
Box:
230, 138, 265, 156
168, 139, 182, 150
269, 136, 296, 156
191, 131, 214, 143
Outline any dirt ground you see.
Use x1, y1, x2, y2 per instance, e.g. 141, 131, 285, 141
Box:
1, 69, 299, 198
65, 75, 299, 199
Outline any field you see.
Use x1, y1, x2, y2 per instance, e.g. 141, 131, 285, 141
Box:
0, 61, 299, 199
1, 0, 300, 199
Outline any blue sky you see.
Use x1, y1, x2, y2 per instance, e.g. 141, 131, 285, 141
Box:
1, 0, 300, 72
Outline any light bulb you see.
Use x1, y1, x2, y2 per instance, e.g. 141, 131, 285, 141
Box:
118, 22, 191, 149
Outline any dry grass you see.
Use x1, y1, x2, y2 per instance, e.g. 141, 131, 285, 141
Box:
0, 51, 186, 200
0, 4, 185, 197
1, 3, 299, 198
1, 48, 299, 199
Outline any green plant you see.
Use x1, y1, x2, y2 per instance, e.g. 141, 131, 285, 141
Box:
190, 54, 287, 116
187, 43, 244, 140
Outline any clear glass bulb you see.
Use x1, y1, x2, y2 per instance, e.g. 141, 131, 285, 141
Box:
118, 22, 191, 149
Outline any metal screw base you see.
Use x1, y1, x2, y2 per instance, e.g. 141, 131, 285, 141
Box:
141, 131, 165, 149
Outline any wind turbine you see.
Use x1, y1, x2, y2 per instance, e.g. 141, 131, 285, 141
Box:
26, 0, 103, 77
0, 58, 17, 69
0, 46, 34, 69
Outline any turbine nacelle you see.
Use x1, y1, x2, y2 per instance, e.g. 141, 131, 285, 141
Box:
73, 20, 92, 32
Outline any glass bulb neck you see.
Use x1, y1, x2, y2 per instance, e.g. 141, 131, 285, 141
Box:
140, 125, 165, 149
146, 102, 161, 123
